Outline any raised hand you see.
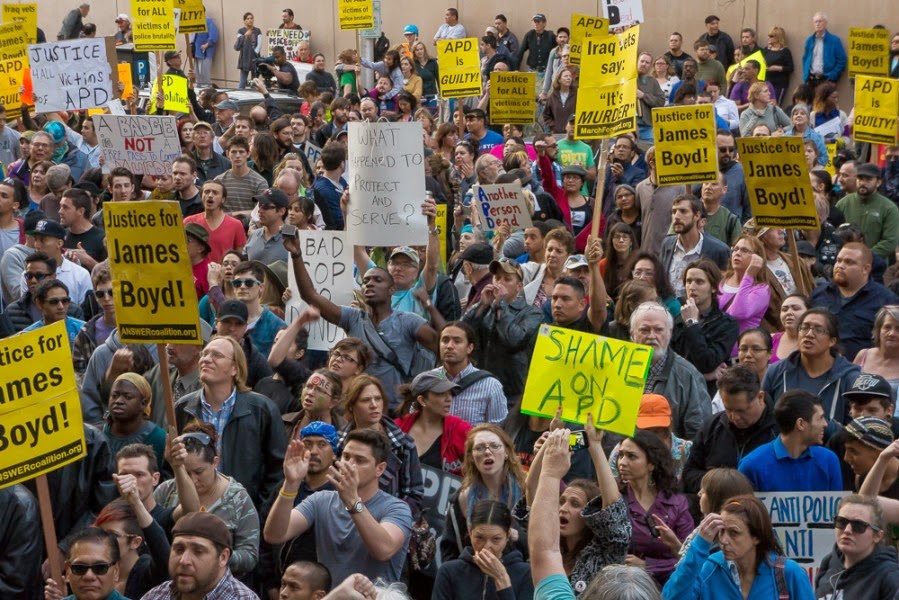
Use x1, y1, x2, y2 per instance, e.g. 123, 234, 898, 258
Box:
283, 439, 311, 488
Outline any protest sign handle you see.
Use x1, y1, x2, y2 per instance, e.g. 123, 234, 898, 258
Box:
591, 142, 609, 239
157, 343, 178, 429
786, 229, 811, 296
36, 474, 64, 589
184, 34, 194, 76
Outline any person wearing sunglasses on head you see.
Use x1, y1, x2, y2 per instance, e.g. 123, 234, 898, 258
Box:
44, 527, 127, 600
22, 278, 85, 350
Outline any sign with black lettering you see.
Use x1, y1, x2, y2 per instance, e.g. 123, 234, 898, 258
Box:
738, 137, 818, 228
652, 105, 718, 185
29, 39, 113, 112
94, 114, 182, 176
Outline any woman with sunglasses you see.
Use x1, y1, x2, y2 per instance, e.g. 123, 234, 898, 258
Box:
814, 494, 899, 599
153, 420, 261, 578
663, 495, 814, 599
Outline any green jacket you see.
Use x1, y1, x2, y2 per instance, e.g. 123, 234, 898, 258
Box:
836, 191, 899, 260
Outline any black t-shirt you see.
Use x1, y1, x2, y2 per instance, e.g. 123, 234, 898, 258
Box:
278, 61, 300, 94
306, 69, 336, 94
419, 435, 442, 470
65, 226, 107, 262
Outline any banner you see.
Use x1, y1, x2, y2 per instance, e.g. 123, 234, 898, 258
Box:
848, 28, 890, 78
520, 325, 652, 436
94, 114, 181, 176
436, 203, 448, 264
266, 29, 311, 62
0, 321, 85, 488
346, 121, 428, 247
474, 182, 533, 232
304, 141, 322, 170
574, 27, 639, 139
853, 76, 899, 146
105, 201, 202, 344
28, 39, 113, 112
652, 105, 718, 185
437, 38, 481, 99
738, 136, 817, 228
602, 0, 644, 28
489, 71, 535, 124
756, 491, 847, 584
338, 0, 374, 30
118, 63, 134, 99
569, 14, 607, 66
0, 21, 27, 119
148, 73, 189, 113
132, 0, 177, 51
173, 0, 206, 33
423, 466, 462, 571
285, 231, 353, 351
2, 3, 37, 44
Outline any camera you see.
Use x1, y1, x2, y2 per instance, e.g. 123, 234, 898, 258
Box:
254, 56, 276, 78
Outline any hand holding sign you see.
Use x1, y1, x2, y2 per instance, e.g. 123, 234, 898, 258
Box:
541, 429, 572, 479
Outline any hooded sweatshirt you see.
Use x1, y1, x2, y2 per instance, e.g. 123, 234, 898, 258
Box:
814, 544, 899, 600
432, 546, 534, 600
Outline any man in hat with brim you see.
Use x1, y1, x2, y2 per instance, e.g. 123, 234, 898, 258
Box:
185, 222, 212, 300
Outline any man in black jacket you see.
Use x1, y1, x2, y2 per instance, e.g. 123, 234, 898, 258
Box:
0, 485, 42, 599
682, 364, 778, 494
1, 251, 83, 333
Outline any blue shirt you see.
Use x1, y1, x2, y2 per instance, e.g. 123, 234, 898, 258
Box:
23, 316, 86, 350
200, 386, 237, 462
466, 129, 504, 155
247, 305, 286, 357
535, 574, 575, 600
738, 436, 842, 492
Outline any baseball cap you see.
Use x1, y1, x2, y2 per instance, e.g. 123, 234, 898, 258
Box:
184, 222, 211, 253
411, 371, 460, 396
253, 188, 289, 209
843, 373, 895, 403
217, 299, 249, 324
43, 122, 65, 144
300, 421, 339, 453
215, 100, 239, 112
31, 219, 66, 239
856, 163, 882, 178
164, 50, 181, 61
192, 121, 214, 133
844, 417, 894, 450
389, 246, 420, 267
172, 511, 232, 549
490, 257, 524, 280
23, 210, 47, 234
636, 394, 672, 429
564, 255, 589, 271
403, 24, 419, 36
115, 13, 130, 23
457, 242, 494, 265
485, 26, 498, 36
533, 13, 547, 21
561, 165, 587, 180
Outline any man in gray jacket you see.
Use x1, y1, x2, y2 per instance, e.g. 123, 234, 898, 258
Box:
58, 3, 89, 40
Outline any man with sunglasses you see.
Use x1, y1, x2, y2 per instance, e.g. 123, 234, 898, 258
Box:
245, 188, 290, 264
226, 260, 286, 357
50, 527, 126, 600
23, 217, 92, 305
692, 130, 750, 223
2, 251, 83, 334
23, 279, 85, 349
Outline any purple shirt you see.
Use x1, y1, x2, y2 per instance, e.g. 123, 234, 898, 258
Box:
626, 486, 694, 587
729, 79, 776, 105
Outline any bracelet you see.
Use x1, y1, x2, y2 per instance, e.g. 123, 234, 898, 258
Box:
428, 226, 439, 236
279, 487, 298, 499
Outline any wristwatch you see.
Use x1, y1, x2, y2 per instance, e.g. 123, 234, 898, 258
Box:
345, 498, 364, 514
685, 318, 698, 327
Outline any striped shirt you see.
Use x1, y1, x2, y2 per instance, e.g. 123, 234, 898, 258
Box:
437, 364, 508, 425
216, 168, 268, 213
141, 569, 260, 599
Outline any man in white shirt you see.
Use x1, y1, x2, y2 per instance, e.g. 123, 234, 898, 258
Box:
433, 7, 465, 44
22, 218, 91, 304
705, 80, 739, 132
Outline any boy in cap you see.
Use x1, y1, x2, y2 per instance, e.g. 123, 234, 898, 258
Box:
842, 416, 898, 496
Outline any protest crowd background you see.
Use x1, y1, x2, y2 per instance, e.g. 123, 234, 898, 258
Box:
4, 1, 899, 599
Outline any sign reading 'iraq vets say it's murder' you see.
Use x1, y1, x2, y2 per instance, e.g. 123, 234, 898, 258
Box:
28, 39, 113, 112
0, 321, 85, 488
652, 104, 718, 185
848, 28, 890, 78
132, 0, 177, 51
853, 76, 899, 146
489, 72, 535, 124
94, 114, 182, 176
437, 38, 481, 99
575, 27, 639, 139
105, 201, 202, 344
738, 136, 818, 229
521, 325, 652, 437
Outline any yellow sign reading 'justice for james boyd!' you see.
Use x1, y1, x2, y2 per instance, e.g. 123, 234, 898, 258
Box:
437, 38, 481, 99
105, 201, 202, 344
520, 325, 652, 437
0, 321, 85, 489
652, 104, 718, 186
132, 0, 176, 52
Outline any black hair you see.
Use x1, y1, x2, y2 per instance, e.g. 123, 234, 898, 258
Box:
470, 499, 513, 531
774, 389, 821, 434
67, 527, 120, 564
344, 428, 391, 464
554, 275, 586, 298
34, 278, 68, 303
25, 250, 57, 273
287, 560, 332, 592
718, 363, 762, 397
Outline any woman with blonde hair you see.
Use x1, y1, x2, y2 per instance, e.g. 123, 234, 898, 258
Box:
762, 26, 793, 104
738, 81, 790, 138
412, 40, 439, 111
400, 55, 423, 101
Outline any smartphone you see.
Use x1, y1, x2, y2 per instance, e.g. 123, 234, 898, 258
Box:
644, 514, 661, 539
569, 431, 588, 451
461, 195, 472, 217
280, 223, 298, 237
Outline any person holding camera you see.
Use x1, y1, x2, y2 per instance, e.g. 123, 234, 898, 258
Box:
260, 46, 300, 95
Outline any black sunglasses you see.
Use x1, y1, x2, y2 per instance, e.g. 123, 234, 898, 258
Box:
231, 278, 259, 288
24, 272, 50, 281
94, 290, 113, 299
835, 516, 881, 534
46, 296, 71, 305
69, 562, 115, 576
181, 432, 213, 447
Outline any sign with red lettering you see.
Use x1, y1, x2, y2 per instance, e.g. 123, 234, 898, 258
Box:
94, 114, 181, 176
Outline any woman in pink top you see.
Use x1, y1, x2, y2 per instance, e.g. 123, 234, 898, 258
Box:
719, 235, 773, 355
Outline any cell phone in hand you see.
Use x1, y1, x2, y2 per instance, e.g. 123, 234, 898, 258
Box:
569, 431, 588, 451
281, 223, 298, 237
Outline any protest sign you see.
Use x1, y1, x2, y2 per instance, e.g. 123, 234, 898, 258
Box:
602, 0, 644, 28
285, 230, 353, 351
304, 141, 322, 170
266, 29, 311, 62
0, 21, 27, 118
652, 105, 718, 185
94, 114, 181, 176
173, 0, 206, 33
132, 0, 177, 52
105, 201, 202, 344
848, 28, 890, 78
853, 76, 899, 146
437, 38, 481, 99
0, 321, 85, 488
575, 27, 639, 139
149, 73, 189, 113
118, 63, 134, 99
737, 137, 817, 228
28, 39, 113, 112
436, 204, 448, 264
569, 14, 607, 66
489, 71, 535, 124
423, 466, 462, 569
338, 0, 374, 30
360, 0, 381, 39
521, 325, 652, 436
2, 3, 37, 44
756, 491, 847, 583
474, 182, 533, 232
346, 121, 428, 247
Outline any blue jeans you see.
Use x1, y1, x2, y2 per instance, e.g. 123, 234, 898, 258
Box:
638, 123, 654, 143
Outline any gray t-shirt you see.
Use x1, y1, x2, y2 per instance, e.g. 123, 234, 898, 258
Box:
295, 489, 412, 584
0, 126, 21, 168
338, 306, 426, 408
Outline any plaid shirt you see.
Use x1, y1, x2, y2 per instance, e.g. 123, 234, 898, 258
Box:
141, 569, 260, 599
439, 364, 508, 426
200, 387, 237, 465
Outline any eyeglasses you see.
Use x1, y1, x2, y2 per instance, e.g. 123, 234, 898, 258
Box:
732, 246, 754, 255
472, 442, 504, 454
69, 562, 115, 576
798, 323, 829, 336
330, 351, 358, 365
94, 290, 113, 299
46, 296, 71, 305
738, 345, 769, 353
199, 349, 235, 361
835, 515, 881, 534
24, 272, 50, 281
231, 278, 260, 288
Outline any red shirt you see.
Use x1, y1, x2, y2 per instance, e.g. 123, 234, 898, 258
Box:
183, 213, 247, 263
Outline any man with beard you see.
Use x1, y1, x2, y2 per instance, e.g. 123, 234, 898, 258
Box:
691, 130, 750, 223
314, 97, 349, 147
667, 58, 705, 105
836, 163, 899, 261
184, 181, 246, 263
172, 156, 203, 217
660, 195, 730, 299
636, 52, 666, 143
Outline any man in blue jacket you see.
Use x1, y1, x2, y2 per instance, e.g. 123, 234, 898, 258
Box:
802, 12, 847, 89
191, 17, 219, 86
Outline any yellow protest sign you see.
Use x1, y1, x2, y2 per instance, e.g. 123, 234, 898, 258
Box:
0, 21, 26, 119
149, 73, 189, 113
848, 28, 890, 78
118, 63, 133, 99
105, 201, 202, 344
2, 3, 37, 44
173, 0, 206, 33
338, 0, 374, 30
489, 71, 535, 124
132, 0, 176, 52
853, 76, 899, 146
737, 137, 817, 228
574, 26, 639, 139
436, 203, 448, 265
824, 141, 838, 177
653, 105, 718, 185
521, 325, 652, 436
437, 38, 481, 99
0, 321, 85, 489
569, 14, 607, 66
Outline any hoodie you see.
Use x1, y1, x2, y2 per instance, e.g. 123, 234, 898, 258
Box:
814, 544, 899, 600
433, 546, 534, 600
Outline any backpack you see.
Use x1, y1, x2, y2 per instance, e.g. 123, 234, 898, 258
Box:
359, 312, 434, 383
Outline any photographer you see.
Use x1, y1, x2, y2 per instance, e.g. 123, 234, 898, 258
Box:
259, 46, 300, 95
